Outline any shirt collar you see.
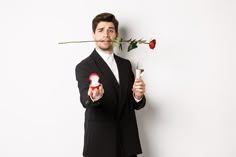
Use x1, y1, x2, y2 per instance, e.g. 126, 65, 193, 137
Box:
96, 48, 114, 61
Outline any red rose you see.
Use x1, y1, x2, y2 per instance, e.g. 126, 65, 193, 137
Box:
149, 39, 156, 49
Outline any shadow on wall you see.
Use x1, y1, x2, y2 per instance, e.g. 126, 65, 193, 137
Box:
137, 95, 160, 157
114, 26, 129, 57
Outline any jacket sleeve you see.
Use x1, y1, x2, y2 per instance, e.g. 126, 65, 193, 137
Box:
75, 62, 102, 108
131, 95, 146, 110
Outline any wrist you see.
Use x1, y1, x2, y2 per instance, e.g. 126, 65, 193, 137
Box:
133, 93, 143, 101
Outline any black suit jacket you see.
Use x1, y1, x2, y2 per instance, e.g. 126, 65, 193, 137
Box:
75, 49, 146, 157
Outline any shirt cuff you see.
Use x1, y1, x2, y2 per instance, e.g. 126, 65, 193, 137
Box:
90, 95, 102, 102
133, 93, 143, 102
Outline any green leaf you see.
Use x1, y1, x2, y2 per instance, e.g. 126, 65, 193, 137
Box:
127, 38, 132, 42
128, 40, 138, 52
119, 42, 123, 51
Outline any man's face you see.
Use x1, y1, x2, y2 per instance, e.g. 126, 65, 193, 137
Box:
93, 21, 118, 52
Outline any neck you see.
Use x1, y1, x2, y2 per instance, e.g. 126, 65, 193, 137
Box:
96, 47, 113, 54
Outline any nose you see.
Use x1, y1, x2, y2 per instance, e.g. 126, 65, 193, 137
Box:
103, 30, 109, 37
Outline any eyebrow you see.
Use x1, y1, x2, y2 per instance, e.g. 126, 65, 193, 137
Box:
97, 27, 115, 30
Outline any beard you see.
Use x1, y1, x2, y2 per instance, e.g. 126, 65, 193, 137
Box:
98, 45, 113, 51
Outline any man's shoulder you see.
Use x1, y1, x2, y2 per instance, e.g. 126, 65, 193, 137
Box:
114, 54, 131, 64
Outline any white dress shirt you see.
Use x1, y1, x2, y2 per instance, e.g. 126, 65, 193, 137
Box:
96, 48, 119, 83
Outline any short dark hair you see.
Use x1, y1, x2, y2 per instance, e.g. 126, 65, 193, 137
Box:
92, 13, 119, 33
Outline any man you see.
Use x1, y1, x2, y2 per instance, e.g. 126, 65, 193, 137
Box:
75, 12, 146, 157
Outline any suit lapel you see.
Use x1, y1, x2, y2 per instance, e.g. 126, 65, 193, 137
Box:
90, 50, 120, 93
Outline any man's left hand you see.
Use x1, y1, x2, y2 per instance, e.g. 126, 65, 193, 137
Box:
133, 79, 145, 100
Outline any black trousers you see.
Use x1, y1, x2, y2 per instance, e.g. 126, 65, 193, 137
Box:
84, 155, 137, 157
85, 156, 136, 157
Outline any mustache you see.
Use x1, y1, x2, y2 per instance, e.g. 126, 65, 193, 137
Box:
96, 39, 113, 42
96, 38, 114, 42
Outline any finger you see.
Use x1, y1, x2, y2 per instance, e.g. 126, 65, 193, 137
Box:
135, 89, 145, 93
99, 85, 104, 95
87, 87, 92, 96
136, 82, 145, 86
135, 79, 144, 83
134, 85, 145, 92
92, 88, 98, 97
99, 84, 103, 90
134, 81, 145, 86
134, 84, 145, 89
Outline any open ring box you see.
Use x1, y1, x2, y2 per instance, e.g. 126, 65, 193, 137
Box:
89, 73, 101, 90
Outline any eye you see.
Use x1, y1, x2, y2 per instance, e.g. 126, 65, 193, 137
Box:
108, 29, 114, 33
97, 28, 103, 32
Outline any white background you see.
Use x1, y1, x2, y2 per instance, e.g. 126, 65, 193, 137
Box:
1, 0, 236, 157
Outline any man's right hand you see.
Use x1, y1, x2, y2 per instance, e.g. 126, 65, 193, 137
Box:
88, 84, 104, 101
